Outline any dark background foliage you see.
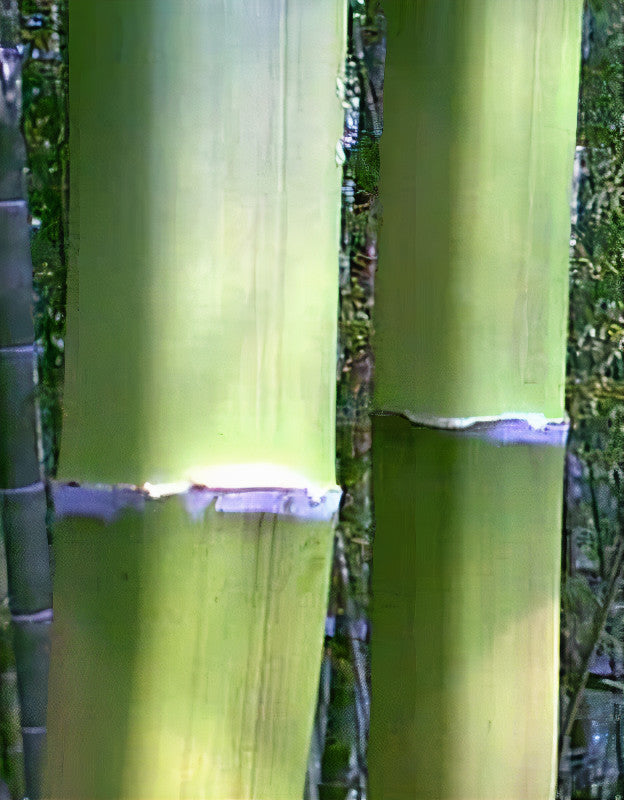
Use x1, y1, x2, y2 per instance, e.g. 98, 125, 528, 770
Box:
560, 2, 624, 798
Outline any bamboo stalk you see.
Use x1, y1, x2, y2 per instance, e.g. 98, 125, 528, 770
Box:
0, 527, 24, 800
46, 489, 337, 800
59, 0, 345, 490
0, 2, 53, 797
370, 2, 583, 798
371, 416, 565, 800
374, 0, 583, 425
45, 2, 346, 798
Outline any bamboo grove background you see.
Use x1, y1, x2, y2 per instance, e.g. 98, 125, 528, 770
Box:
560, 2, 624, 798
0, 0, 621, 798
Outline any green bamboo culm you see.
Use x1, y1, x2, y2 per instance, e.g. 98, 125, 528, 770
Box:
371, 417, 565, 800
0, 1, 53, 798
370, 2, 583, 799
47, 498, 336, 800
44, 2, 346, 798
59, 0, 343, 489
374, 0, 582, 425
0, 529, 25, 800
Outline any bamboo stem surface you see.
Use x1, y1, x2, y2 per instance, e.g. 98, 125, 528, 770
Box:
374, 0, 583, 422
370, 2, 583, 798
0, 11, 53, 797
61, 0, 345, 490
48, 3, 346, 798
45, 496, 334, 800
371, 416, 565, 800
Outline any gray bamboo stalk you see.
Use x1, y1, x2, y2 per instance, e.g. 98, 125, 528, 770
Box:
0, 1, 53, 798
0, 525, 24, 800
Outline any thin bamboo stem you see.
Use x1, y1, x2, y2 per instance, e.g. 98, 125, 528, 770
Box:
0, 4, 53, 798
0, 527, 23, 800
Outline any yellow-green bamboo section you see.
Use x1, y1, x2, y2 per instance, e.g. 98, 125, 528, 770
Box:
374, 0, 582, 425
45, 1, 345, 799
370, 2, 582, 799
370, 417, 565, 800
60, 0, 344, 491
46, 493, 335, 800
0, 4, 53, 798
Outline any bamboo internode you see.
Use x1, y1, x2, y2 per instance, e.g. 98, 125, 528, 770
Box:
0, 20, 53, 800
46, 496, 336, 800
370, 2, 583, 798
59, 0, 345, 492
44, 2, 346, 798
374, 0, 583, 424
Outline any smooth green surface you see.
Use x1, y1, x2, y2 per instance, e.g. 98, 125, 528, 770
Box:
0, 520, 25, 800
45, 498, 334, 800
0, 203, 35, 348
2, 489, 51, 614
13, 620, 49, 728
23, 730, 45, 800
0, 349, 40, 489
373, 0, 583, 421
2, 483, 52, 799
370, 416, 565, 800
60, 0, 345, 488
0, 20, 52, 800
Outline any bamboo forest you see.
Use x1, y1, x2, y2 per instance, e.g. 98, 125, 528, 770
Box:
0, 0, 622, 798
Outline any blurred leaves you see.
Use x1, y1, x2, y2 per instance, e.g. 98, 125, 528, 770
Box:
560, 4, 624, 797
20, 0, 67, 477
310, 5, 382, 799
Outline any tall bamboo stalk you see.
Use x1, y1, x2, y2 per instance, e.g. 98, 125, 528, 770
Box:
0, 523, 25, 800
0, 2, 52, 798
373, 0, 582, 426
370, 2, 583, 798
44, 2, 345, 798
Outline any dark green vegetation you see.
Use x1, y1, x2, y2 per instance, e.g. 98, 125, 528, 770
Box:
21, 0, 66, 479
306, 4, 381, 797
559, 2, 624, 799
